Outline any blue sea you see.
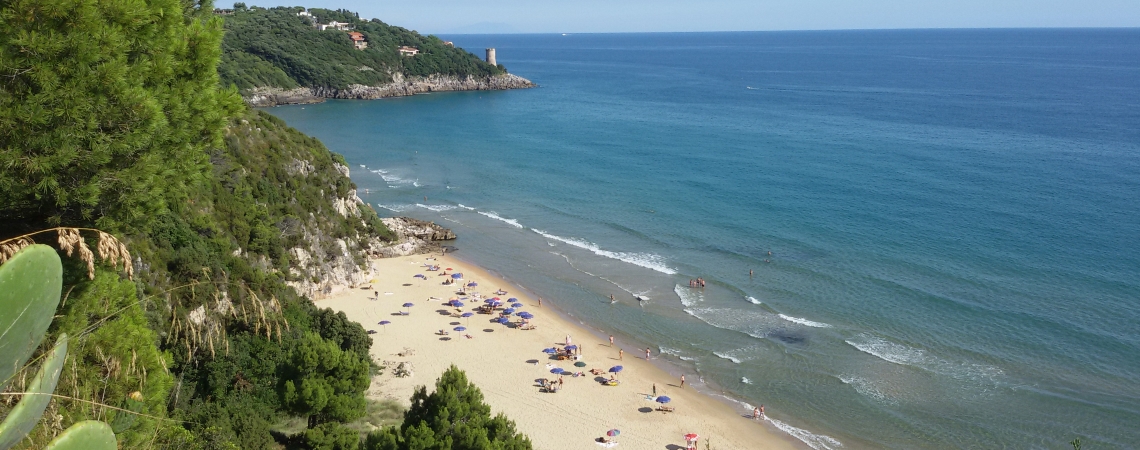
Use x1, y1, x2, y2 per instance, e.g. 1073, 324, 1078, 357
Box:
266, 29, 1140, 449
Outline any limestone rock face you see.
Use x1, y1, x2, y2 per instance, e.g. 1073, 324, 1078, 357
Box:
377, 217, 456, 257
244, 74, 536, 107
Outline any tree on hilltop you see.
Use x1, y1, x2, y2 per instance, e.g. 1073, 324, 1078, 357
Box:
365, 365, 532, 450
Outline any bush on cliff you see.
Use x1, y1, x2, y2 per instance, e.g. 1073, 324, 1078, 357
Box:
365, 366, 533, 450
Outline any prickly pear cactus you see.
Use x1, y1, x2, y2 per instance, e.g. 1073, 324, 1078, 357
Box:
0, 335, 67, 450
110, 391, 145, 433
0, 245, 62, 391
41, 420, 116, 450
0, 245, 114, 450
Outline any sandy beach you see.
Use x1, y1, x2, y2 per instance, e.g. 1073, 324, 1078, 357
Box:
319, 253, 797, 449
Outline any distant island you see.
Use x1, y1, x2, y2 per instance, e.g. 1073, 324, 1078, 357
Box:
217, 4, 535, 106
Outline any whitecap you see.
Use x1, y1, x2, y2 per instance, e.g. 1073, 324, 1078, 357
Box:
712, 351, 742, 364
478, 211, 524, 228
767, 418, 844, 450
416, 203, 457, 212
377, 203, 412, 212
741, 376, 752, 384
746, 296, 763, 305
674, 284, 703, 307
531, 229, 677, 275
457, 204, 476, 210
778, 313, 832, 328
659, 346, 696, 362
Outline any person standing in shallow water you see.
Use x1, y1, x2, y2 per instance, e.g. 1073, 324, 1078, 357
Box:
609, 335, 614, 346
619, 348, 623, 360
680, 374, 686, 388
645, 347, 651, 360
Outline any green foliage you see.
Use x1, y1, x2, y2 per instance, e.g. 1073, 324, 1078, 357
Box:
0, 335, 66, 450
313, 309, 373, 359
41, 421, 116, 450
47, 268, 174, 448
0, 0, 242, 230
365, 366, 532, 450
0, 245, 61, 391
279, 332, 370, 428
302, 422, 361, 450
218, 7, 504, 91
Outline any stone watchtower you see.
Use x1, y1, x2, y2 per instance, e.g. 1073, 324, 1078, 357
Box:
486, 48, 496, 66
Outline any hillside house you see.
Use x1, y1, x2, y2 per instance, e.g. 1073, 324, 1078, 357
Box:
443, 41, 454, 47
348, 32, 367, 50
316, 21, 352, 31
398, 46, 419, 56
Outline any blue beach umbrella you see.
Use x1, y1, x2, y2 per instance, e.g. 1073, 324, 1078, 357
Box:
508, 297, 518, 302
543, 348, 557, 354
451, 273, 463, 279
496, 317, 509, 324
378, 320, 391, 332
484, 299, 496, 304
467, 282, 478, 287
566, 345, 577, 350
503, 308, 515, 314
550, 367, 565, 374
454, 326, 466, 331
461, 312, 474, 317
402, 302, 414, 314
511, 302, 523, 308
452, 301, 465, 308
656, 396, 671, 404
519, 312, 534, 319
609, 366, 623, 373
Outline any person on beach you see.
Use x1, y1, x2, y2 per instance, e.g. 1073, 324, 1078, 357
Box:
760, 404, 765, 419
558, 376, 564, 389
566, 335, 572, 346
619, 349, 624, 360
609, 335, 614, 347
610, 294, 615, 304
652, 383, 657, 396
680, 374, 686, 388
645, 347, 651, 360
753, 406, 761, 420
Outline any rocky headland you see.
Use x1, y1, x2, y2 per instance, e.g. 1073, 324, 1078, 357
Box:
245, 73, 536, 107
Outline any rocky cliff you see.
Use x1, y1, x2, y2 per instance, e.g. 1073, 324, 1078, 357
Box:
245, 73, 536, 107
376, 217, 456, 257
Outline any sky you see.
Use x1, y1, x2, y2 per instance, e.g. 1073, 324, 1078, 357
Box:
240, 0, 1139, 34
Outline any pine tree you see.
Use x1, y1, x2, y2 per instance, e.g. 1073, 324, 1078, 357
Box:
0, 0, 241, 231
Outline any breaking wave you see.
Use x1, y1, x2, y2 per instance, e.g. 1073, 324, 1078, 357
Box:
845, 334, 1003, 382
674, 284, 704, 307
767, 418, 844, 450
478, 211, 524, 228
778, 314, 832, 328
746, 296, 763, 305
416, 203, 458, 212
531, 229, 677, 275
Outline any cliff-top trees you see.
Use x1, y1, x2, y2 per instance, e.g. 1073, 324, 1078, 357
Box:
365, 365, 532, 450
280, 331, 370, 428
0, 0, 240, 231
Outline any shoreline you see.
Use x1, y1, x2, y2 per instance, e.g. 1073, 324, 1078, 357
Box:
244, 73, 536, 107
320, 252, 800, 449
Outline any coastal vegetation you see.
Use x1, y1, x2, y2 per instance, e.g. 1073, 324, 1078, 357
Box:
218, 5, 505, 91
0, 0, 528, 449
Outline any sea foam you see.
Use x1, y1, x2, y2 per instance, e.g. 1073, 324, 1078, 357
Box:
778, 314, 832, 328
674, 284, 703, 307
531, 229, 677, 275
478, 211, 524, 228
767, 418, 844, 450
415, 203, 458, 212
846, 334, 1003, 382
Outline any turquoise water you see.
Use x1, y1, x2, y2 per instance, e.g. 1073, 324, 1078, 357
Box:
266, 29, 1140, 449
